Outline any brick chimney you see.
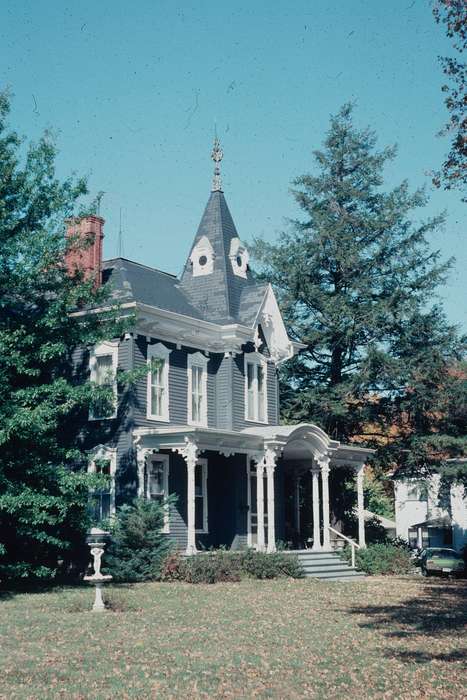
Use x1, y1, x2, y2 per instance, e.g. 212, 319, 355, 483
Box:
65, 216, 104, 286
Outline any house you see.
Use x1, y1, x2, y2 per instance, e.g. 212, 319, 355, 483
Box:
394, 459, 467, 552
72, 139, 373, 556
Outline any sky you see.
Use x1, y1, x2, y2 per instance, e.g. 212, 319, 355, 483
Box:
1, 0, 465, 329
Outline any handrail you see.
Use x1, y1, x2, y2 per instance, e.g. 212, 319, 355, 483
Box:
328, 526, 360, 568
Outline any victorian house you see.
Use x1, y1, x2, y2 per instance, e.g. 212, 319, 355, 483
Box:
73, 141, 372, 561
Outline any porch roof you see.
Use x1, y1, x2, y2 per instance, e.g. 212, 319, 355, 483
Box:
134, 422, 374, 467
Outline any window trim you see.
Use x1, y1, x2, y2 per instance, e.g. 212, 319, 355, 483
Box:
195, 457, 209, 534
88, 445, 117, 519
244, 352, 268, 424
187, 351, 208, 427
89, 340, 119, 420
146, 454, 170, 534
146, 342, 171, 422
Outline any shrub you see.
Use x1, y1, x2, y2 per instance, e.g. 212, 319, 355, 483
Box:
240, 550, 303, 579
350, 543, 413, 575
104, 498, 173, 582
160, 549, 303, 584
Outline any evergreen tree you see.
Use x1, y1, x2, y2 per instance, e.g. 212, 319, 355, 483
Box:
432, 0, 467, 198
0, 92, 124, 582
251, 104, 466, 474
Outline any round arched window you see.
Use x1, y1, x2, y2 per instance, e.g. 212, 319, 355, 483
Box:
236, 255, 243, 267
199, 255, 208, 267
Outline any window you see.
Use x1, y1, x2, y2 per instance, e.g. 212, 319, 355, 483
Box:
147, 343, 171, 421
229, 237, 249, 278
407, 483, 429, 501
89, 341, 118, 419
195, 458, 208, 533
244, 353, 268, 423
145, 455, 170, 533
187, 352, 208, 426
190, 235, 214, 276
88, 447, 117, 521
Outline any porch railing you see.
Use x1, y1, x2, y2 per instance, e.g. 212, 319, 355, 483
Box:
328, 526, 360, 568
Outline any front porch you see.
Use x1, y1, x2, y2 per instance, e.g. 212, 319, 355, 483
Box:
133, 423, 373, 555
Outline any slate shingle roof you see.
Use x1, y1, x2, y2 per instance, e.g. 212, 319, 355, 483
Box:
101, 191, 266, 327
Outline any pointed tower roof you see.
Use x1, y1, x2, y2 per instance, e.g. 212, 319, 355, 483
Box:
179, 141, 262, 324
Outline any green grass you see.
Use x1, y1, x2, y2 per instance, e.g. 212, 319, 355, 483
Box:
0, 576, 465, 699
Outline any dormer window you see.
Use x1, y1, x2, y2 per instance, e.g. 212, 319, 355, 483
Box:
190, 235, 214, 277
229, 237, 249, 278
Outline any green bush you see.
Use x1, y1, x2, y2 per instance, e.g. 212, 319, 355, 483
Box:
349, 543, 413, 575
160, 549, 303, 584
240, 550, 303, 579
104, 498, 173, 582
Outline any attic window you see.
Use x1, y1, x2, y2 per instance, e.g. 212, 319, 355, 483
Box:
229, 237, 249, 279
190, 235, 214, 277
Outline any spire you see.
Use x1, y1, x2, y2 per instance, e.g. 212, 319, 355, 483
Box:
211, 135, 223, 192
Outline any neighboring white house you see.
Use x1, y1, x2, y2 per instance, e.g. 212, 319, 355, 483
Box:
394, 459, 467, 552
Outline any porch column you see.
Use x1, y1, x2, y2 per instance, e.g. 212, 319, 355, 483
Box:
293, 474, 301, 535
256, 457, 266, 552
265, 447, 278, 554
356, 464, 366, 548
180, 436, 199, 556
320, 457, 331, 550
311, 467, 321, 550
136, 445, 147, 498
417, 526, 423, 550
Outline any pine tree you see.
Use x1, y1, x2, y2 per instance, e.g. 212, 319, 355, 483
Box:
432, 0, 467, 198
251, 104, 466, 474
0, 92, 125, 581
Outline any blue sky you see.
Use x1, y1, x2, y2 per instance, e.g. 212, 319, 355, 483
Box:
1, 0, 465, 329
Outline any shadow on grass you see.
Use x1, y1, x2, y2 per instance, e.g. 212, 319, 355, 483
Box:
347, 578, 467, 664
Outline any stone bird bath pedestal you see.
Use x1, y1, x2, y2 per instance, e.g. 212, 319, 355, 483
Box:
84, 527, 112, 612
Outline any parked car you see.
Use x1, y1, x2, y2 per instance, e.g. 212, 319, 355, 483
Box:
419, 548, 465, 578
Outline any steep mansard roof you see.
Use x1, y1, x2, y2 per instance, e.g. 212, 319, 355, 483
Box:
102, 191, 267, 328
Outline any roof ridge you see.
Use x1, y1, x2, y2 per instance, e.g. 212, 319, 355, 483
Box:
103, 257, 177, 279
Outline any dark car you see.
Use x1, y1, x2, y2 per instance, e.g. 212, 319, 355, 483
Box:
419, 548, 465, 578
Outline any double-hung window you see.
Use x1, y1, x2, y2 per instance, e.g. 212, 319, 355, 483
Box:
195, 458, 208, 533
145, 454, 170, 533
88, 446, 117, 521
245, 353, 268, 423
187, 352, 208, 426
89, 341, 118, 420
147, 343, 171, 421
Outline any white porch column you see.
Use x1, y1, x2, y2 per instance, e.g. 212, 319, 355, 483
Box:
255, 456, 266, 552
265, 447, 278, 554
293, 474, 301, 535
180, 436, 199, 555
320, 457, 331, 550
311, 467, 321, 550
136, 445, 147, 498
356, 464, 366, 548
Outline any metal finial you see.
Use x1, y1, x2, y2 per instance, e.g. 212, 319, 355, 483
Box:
211, 136, 223, 192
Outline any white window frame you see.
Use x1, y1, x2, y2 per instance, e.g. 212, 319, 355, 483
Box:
195, 457, 209, 534
146, 454, 170, 534
190, 235, 215, 277
89, 340, 119, 420
146, 342, 171, 422
88, 445, 117, 519
244, 352, 268, 424
187, 351, 208, 427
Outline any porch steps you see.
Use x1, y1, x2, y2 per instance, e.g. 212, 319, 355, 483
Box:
288, 550, 366, 582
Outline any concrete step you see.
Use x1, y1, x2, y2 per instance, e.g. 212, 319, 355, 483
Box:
290, 549, 366, 581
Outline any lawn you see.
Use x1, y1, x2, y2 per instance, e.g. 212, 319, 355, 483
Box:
0, 576, 465, 699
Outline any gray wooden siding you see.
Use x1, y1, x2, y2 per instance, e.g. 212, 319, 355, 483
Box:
215, 354, 233, 431
232, 350, 280, 431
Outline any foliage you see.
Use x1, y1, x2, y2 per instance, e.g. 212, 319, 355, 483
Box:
348, 542, 413, 575
432, 0, 467, 198
364, 472, 394, 518
105, 498, 173, 582
250, 104, 466, 479
160, 549, 303, 584
0, 91, 130, 583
